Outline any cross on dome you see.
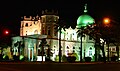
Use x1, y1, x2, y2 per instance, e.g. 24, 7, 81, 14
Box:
84, 4, 87, 13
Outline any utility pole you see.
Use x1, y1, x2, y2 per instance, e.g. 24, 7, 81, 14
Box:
80, 30, 83, 62
102, 41, 106, 63
107, 40, 110, 62
42, 42, 44, 62
41, 38, 46, 62
59, 26, 61, 63
18, 41, 21, 56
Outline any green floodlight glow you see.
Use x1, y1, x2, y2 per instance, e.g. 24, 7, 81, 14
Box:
19, 55, 24, 60
61, 30, 65, 34
3, 55, 6, 59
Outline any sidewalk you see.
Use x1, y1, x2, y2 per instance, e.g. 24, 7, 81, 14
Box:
0, 61, 119, 64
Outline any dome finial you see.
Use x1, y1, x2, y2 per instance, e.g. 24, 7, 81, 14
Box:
84, 4, 87, 13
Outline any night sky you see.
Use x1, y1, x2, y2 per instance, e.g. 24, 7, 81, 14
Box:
0, 0, 120, 36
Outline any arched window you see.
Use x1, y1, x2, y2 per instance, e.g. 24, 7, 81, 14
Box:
73, 46, 75, 49
54, 26, 57, 36
34, 30, 38, 34
66, 46, 69, 49
89, 47, 92, 50
25, 23, 28, 27
89, 36, 92, 40
89, 47, 92, 56
73, 50, 75, 53
26, 31, 27, 36
48, 27, 51, 35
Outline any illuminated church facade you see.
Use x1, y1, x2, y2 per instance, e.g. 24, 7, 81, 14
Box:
12, 4, 117, 62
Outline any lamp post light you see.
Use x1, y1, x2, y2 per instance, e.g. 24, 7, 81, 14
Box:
5, 30, 9, 35
103, 18, 110, 24
103, 18, 111, 27
103, 17, 120, 61
91, 17, 111, 62
103, 18, 111, 61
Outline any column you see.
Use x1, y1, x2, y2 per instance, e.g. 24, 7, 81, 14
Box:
28, 48, 30, 61
31, 48, 34, 61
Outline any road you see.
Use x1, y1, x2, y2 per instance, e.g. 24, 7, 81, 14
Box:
0, 62, 120, 71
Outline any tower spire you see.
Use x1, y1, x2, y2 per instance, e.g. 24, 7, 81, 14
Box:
84, 4, 87, 13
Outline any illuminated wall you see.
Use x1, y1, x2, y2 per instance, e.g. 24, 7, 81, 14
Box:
57, 26, 95, 61
20, 16, 42, 36
12, 10, 96, 61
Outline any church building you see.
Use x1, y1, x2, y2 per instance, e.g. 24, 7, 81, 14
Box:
11, 4, 104, 62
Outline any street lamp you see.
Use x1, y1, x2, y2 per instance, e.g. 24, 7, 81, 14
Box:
103, 18, 111, 27
5, 30, 9, 34
103, 17, 120, 61
103, 17, 113, 61
3, 30, 9, 35
103, 18, 110, 61
103, 18, 110, 24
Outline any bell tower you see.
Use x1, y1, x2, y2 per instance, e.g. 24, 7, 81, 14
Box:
40, 10, 59, 38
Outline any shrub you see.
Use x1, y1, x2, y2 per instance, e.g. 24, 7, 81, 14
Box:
67, 56, 76, 63
62, 55, 67, 62
0, 54, 3, 61
84, 57, 91, 62
3, 55, 9, 61
111, 56, 118, 61
13, 55, 19, 61
55, 55, 59, 62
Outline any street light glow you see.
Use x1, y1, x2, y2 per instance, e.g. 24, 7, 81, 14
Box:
5, 30, 9, 34
103, 18, 110, 24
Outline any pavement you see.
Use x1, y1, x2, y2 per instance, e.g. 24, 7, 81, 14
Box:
0, 61, 120, 71
0, 61, 118, 64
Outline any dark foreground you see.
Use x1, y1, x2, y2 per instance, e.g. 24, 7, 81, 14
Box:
0, 62, 120, 71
